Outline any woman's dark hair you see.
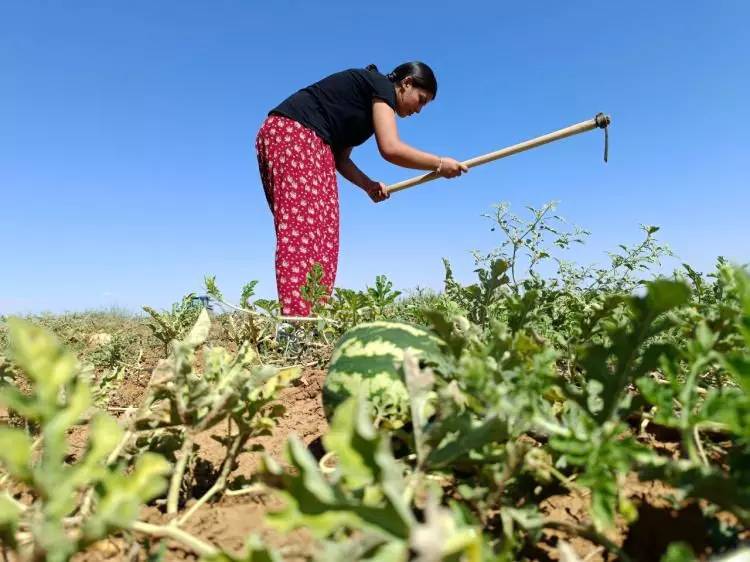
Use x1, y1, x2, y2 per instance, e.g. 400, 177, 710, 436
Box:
365, 61, 437, 99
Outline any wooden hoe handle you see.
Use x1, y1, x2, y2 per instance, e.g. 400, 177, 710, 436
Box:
385, 113, 611, 194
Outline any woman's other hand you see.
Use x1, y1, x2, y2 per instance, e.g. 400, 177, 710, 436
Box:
366, 180, 390, 203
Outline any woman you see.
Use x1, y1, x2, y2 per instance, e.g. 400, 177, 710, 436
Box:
256, 61, 468, 317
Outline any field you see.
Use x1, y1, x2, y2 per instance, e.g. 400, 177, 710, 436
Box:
1, 203, 749, 562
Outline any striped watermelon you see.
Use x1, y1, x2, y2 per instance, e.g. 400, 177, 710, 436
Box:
323, 321, 445, 429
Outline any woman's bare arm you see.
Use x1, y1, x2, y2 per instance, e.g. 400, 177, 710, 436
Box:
335, 146, 373, 190
372, 100, 442, 170
372, 100, 467, 177
335, 146, 389, 202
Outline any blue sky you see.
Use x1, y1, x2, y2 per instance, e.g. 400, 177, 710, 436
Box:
2, 1, 748, 314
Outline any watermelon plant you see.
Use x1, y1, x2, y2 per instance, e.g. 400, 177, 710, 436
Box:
0, 319, 170, 561
0, 311, 294, 560
263, 395, 487, 561
130, 310, 301, 519
142, 293, 205, 354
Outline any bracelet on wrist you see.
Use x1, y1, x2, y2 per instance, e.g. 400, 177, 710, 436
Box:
435, 157, 444, 175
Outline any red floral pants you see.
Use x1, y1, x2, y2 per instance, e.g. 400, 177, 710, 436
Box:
255, 115, 339, 316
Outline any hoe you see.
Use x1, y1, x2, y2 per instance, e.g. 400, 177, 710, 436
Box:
386, 113, 611, 194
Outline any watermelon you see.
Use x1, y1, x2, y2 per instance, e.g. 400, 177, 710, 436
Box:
323, 321, 445, 429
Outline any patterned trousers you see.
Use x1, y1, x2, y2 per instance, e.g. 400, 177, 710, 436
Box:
255, 115, 339, 316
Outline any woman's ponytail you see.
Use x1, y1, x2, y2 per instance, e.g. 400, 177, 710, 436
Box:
366, 61, 437, 99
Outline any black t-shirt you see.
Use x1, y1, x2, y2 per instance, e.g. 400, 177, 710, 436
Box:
270, 68, 397, 151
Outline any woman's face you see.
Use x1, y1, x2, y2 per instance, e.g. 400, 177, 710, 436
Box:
395, 77, 433, 118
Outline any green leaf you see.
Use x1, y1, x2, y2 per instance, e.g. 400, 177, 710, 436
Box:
43, 380, 93, 464
0, 495, 20, 549
426, 415, 508, 469
421, 309, 469, 359
85, 453, 170, 539
587, 471, 618, 531
204, 275, 224, 301
660, 542, 696, 562
637, 377, 676, 424
0, 427, 33, 481
0, 385, 40, 420
240, 281, 259, 309
83, 414, 125, 465
7, 318, 77, 412
289, 435, 340, 504
640, 279, 691, 318
484, 259, 510, 294
322, 397, 379, 489
268, 437, 361, 537
268, 398, 413, 541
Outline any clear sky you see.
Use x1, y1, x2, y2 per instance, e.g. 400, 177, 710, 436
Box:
2, 1, 748, 314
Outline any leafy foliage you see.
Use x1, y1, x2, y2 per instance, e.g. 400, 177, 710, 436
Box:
143, 293, 205, 354
263, 396, 485, 562
263, 202, 750, 559
0, 311, 294, 560
0, 319, 170, 561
